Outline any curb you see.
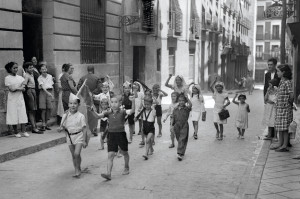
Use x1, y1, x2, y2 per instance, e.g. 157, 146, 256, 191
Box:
242, 140, 272, 199
0, 136, 66, 163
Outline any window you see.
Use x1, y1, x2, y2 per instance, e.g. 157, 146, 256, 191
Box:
256, 25, 264, 40
271, 45, 280, 59
272, 25, 280, 39
169, 0, 183, 36
169, 48, 176, 75
22, 0, 43, 62
257, 6, 264, 20
256, 45, 263, 60
80, 0, 106, 64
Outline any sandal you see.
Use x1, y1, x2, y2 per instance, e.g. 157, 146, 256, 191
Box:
193, 133, 198, 140
270, 145, 280, 150
142, 155, 148, 160
157, 134, 162, 138
169, 144, 175, 148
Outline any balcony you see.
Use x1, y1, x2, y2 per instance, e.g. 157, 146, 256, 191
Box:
256, 52, 263, 60
168, 10, 183, 37
272, 35, 280, 40
256, 51, 280, 60
190, 19, 201, 40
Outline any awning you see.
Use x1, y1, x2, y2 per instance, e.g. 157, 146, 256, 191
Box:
287, 22, 300, 45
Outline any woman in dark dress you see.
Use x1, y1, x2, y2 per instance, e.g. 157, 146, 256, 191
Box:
60, 63, 77, 111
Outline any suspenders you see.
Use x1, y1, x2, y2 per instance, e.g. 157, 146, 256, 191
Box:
144, 109, 152, 122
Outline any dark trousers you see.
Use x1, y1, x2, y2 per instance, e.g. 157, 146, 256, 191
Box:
174, 123, 189, 156
268, 127, 275, 137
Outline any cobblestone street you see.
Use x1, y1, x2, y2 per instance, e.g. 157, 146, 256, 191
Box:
0, 90, 266, 199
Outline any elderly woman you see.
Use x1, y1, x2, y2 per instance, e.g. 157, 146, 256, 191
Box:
272, 64, 294, 152
60, 63, 77, 111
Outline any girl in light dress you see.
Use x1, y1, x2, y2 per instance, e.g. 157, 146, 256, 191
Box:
210, 78, 231, 140
4, 62, 29, 138
189, 84, 205, 140
262, 79, 279, 141
233, 94, 250, 139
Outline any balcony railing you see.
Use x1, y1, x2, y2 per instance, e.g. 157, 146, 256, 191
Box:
272, 35, 280, 40
256, 51, 280, 60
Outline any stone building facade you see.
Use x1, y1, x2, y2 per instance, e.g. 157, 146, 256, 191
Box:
0, 0, 122, 133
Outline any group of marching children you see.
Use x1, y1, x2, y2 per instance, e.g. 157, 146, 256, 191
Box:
59, 74, 250, 180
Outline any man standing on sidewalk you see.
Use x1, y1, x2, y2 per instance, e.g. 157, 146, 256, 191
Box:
263, 58, 280, 140
264, 58, 279, 97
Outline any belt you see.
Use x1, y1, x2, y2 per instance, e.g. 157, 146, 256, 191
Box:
46, 88, 53, 91
65, 129, 81, 135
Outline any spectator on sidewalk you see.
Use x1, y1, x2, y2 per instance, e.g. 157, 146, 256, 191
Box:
5, 62, 29, 138
31, 57, 42, 122
56, 65, 65, 124
60, 63, 77, 111
262, 79, 279, 141
271, 64, 294, 152
23, 62, 42, 134
77, 66, 101, 92
38, 64, 54, 131
264, 58, 280, 97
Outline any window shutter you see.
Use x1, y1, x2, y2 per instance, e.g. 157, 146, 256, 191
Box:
170, 0, 183, 35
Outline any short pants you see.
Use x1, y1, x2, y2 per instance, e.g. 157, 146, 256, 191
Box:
155, 105, 162, 117
39, 89, 53, 109
107, 132, 128, 152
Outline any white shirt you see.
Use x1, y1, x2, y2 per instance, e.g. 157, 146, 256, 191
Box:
143, 109, 156, 122
271, 72, 275, 80
94, 92, 110, 102
38, 74, 54, 89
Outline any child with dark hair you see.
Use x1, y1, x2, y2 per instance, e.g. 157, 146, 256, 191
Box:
136, 97, 156, 160
172, 94, 192, 161
99, 98, 110, 150
210, 78, 231, 140
189, 84, 205, 140
93, 95, 135, 180
5, 62, 29, 138
38, 64, 54, 131
163, 91, 179, 148
233, 94, 250, 139
262, 78, 279, 141
23, 62, 42, 134
58, 93, 87, 178
152, 84, 168, 137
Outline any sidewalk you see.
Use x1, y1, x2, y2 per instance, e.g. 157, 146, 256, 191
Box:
255, 109, 300, 199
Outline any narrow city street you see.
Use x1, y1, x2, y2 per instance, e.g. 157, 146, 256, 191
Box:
0, 90, 266, 199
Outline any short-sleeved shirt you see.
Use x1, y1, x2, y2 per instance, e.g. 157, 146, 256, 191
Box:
38, 74, 54, 89
153, 92, 164, 105
105, 109, 131, 132
24, 73, 35, 88
62, 111, 86, 134
143, 109, 156, 122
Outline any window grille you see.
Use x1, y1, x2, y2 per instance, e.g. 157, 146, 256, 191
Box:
190, 0, 201, 39
80, 0, 106, 64
142, 0, 155, 32
169, 0, 183, 36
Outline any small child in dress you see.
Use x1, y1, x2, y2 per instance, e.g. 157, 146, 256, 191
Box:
262, 79, 279, 141
94, 95, 135, 180
210, 78, 231, 140
172, 94, 192, 161
189, 84, 205, 140
58, 93, 88, 178
99, 98, 110, 150
233, 94, 250, 139
38, 64, 54, 131
23, 62, 42, 134
5, 62, 29, 138
163, 92, 179, 148
136, 97, 156, 160
152, 84, 168, 137
121, 81, 135, 143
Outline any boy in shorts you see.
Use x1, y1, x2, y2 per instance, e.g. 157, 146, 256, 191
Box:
38, 64, 54, 131
23, 62, 42, 134
94, 95, 135, 180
